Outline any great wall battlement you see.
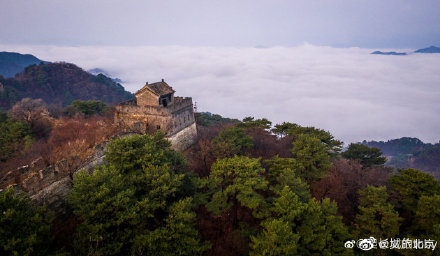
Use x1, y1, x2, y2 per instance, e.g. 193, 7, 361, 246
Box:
114, 81, 197, 150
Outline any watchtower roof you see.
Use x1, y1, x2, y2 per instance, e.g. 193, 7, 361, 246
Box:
135, 79, 175, 97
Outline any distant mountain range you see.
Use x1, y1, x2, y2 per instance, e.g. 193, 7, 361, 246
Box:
363, 137, 440, 180
371, 45, 440, 55
0, 52, 49, 78
0, 62, 134, 110
371, 51, 407, 56
414, 45, 440, 53
88, 68, 123, 83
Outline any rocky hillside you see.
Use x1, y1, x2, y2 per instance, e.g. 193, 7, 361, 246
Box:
0, 62, 134, 110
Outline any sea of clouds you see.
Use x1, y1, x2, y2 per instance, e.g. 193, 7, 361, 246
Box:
2, 44, 439, 144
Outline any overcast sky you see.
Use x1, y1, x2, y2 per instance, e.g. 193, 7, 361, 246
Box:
1, 0, 440, 48
1, 1, 440, 144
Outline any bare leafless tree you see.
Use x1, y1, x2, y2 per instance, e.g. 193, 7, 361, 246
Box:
9, 98, 54, 138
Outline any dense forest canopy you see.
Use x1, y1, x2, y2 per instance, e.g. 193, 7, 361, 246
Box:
0, 62, 133, 110
1, 102, 440, 255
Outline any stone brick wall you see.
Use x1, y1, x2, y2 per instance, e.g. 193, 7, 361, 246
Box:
168, 122, 198, 151
114, 96, 196, 142
114, 104, 173, 134
0, 140, 109, 218
135, 87, 160, 106
168, 98, 196, 136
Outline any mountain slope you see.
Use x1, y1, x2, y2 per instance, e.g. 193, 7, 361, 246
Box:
88, 68, 123, 83
0, 62, 134, 110
0, 52, 48, 78
364, 137, 440, 179
414, 46, 440, 53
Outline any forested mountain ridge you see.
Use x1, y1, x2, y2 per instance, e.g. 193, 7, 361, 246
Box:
364, 137, 440, 179
1, 108, 440, 255
88, 67, 123, 83
0, 51, 48, 78
0, 62, 134, 110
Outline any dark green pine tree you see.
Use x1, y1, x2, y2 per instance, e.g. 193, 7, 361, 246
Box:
69, 133, 209, 256
355, 185, 401, 240
211, 126, 254, 158
250, 187, 352, 256
0, 188, 53, 256
201, 156, 270, 223
389, 168, 440, 216
342, 143, 386, 167
291, 134, 333, 183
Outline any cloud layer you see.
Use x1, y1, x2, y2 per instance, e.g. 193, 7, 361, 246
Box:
2, 44, 439, 144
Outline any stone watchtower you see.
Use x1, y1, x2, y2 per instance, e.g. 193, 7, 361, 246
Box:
114, 79, 197, 151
